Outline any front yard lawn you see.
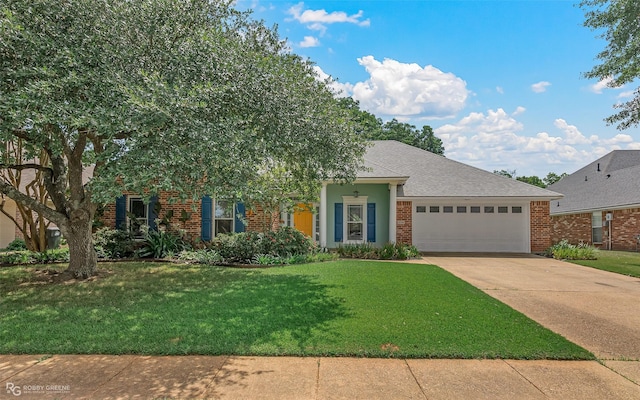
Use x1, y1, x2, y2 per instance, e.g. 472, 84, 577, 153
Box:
0, 260, 592, 359
569, 250, 640, 278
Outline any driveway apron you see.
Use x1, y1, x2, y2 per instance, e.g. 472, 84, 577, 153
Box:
419, 254, 640, 383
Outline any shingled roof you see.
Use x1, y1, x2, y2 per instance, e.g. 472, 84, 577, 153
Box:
548, 150, 640, 215
361, 140, 562, 199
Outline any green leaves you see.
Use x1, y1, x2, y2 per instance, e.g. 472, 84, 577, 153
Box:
580, 0, 640, 129
1, 0, 365, 203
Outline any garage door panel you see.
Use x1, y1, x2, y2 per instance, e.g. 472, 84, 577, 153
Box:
412, 204, 529, 253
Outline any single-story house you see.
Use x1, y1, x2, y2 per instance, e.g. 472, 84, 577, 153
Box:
548, 150, 640, 251
102, 140, 562, 253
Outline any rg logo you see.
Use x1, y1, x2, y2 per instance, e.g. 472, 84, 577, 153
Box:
6, 382, 21, 396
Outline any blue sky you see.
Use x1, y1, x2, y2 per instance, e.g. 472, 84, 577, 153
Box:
237, 0, 640, 177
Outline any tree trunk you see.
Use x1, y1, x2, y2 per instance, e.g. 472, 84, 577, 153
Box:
63, 208, 97, 278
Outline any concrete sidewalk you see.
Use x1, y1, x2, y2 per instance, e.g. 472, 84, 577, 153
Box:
2, 354, 639, 399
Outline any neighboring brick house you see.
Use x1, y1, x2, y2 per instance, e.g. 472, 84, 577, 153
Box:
548, 150, 640, 251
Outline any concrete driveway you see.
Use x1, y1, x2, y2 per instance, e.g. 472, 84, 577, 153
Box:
420, 253, 640, 382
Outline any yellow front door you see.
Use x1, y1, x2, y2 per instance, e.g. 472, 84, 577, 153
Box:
293, 203, 314, 237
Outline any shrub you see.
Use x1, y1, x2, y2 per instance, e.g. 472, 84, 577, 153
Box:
210, 227, 317, 264
337, 242, 419, 260
177, 249, 223, 265
0, 251, 33, 265
3, 239, 28, 252
262, 227, 316, 257
545, 240, 598, 260
210, 232, 263, 264
0, 248, 70, 265
138, 229, 192, 259
93, 228, 138, 259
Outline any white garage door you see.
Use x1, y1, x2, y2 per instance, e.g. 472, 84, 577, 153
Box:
412, 203, 530, 253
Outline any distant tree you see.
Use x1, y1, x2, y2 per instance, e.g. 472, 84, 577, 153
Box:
419, 125, 445, 156
581, 0, 640, 129
338, 98, 383, 138
516, 175, 545, 188
493, 169, 517, 179
543, 172, 568, 186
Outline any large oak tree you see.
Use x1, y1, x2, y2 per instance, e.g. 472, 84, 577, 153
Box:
0, 0, 366, 277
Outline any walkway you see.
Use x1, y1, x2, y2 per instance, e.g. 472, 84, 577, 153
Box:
2, 354, 639, 399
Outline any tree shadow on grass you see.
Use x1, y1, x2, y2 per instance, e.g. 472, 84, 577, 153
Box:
0, 264, 350, 355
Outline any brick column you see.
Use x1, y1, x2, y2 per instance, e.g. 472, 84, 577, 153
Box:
396, 201, 412, 245
530, 200, 551, 253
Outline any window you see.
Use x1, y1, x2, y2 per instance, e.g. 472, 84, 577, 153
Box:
341, 196, 368, 243
457, 206, 467, 213
215, 200, 234, 236
347, 204, 364, 241
429, 206, 440, 213
512, 206, 522, 213
498, 206, 509, 213
443, 206, 453, 213
416, 206, 427, 213
484, 206, 494, 213
470, 206, 480, 213
128, 197, 148, 238
592, 212, 603, 243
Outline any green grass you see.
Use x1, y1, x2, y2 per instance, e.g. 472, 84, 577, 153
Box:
0, 261, 593, 359
569, 250, 640, 278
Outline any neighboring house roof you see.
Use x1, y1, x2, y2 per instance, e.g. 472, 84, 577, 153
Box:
361, 140, 562, 199
548, 150, 640, 215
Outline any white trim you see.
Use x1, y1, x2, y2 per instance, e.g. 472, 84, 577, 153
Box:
342, 195, 368, 243
389, 183, 397, 243
320, 184, 327, 247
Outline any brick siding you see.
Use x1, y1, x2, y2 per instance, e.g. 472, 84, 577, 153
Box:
101, 193, 279, 241
530, 200, 551, 253
551, 208, 640, 251
396, 200, 412, 245
550, 212, 593, 246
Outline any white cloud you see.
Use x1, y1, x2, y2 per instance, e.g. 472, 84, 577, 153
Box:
512, 106, 526, 116
287, 2, 370, 34
589, 77, 614, 94
531, 81, 551, 93
313, 66, 353, 96
496, 86, 504, 94
553, 119, 595, 145
617, 90, 635, 99
299, 36, 320, 48
433, 109, 640, 176
350, 56, 469, 118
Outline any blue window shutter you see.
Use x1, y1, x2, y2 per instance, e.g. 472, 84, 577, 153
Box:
115, 195, 127, 230
234, 202, 246, 233
201, 196, 212, 241
334, 203, 343, 242
367, 203, 376, 242
148, 195, 159, 231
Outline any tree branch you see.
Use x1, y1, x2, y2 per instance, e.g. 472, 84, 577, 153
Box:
0, 181, 66, 225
